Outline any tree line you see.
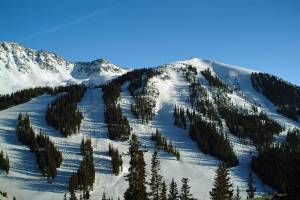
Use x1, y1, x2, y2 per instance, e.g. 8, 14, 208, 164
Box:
129, 68, 160, 124
210, 163, 256, 200
125, 134, 195, 200
251, 129, 300, 198
251, 72, 300, 121
0, 85, 87, 111
183, 66, 221, 124
45, 85, 86, 137
214, 94, 282, 149
69, 138, 95, 195
151, 129, 180, 160
201, 69, 231, 92
108, 143, 123, 175
102, 77, 131, 140
0, 150, 9, 174
173, 105, 187, 129
189, 115, 239, 168
16, 113, 62, 179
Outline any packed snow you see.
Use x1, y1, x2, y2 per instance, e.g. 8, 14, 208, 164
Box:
0, 55, 300, 200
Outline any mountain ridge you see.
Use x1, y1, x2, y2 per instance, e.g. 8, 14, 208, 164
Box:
0, 42, 128, 94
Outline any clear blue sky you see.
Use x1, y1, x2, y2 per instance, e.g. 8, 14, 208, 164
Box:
0, 0, 299, 85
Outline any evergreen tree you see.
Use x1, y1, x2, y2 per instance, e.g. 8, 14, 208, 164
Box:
180, 178, 192, 200
210, 163, 234, 200
101, 193, 106, 200
233, 186, 241, 200
124, 134, 148, 200
168, 178, 179, 200
45, 85, 86, 137
151, 130, 180, 160
108, 143, 123, 175
246, 172, 255, 199
70, 191, 78, 200
0, 150, 9, 174
161, 181, 167, 200
149, 151, 163, 200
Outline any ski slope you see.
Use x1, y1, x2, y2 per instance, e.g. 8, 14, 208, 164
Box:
0, 58, 300, 200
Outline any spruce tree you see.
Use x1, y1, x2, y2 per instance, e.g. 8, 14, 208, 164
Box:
168, 178, 179, 200
70, 191, 78, 200
180, 178, 192, 200
124, 134, 148, 200
149, 151, 163, 200
246, 172, 255, 199
161, 181, 168, 200
233, 186, 241, 200
210, 163, 234, 200
102, 193, 106, 200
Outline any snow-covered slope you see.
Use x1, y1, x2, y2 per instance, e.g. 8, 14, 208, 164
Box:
0, 42, 128, 94
1, 46, 300, 200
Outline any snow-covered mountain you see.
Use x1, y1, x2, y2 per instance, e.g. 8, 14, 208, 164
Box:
0, 43, 300, 200
0, 42, 128, 94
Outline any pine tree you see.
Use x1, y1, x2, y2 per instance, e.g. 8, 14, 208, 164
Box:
246, 172, 255, 199
210, 163, 234, 200
124, 134, 148, 200
168, 178, 179, 200
180, 178, 192, 200
161, 181, 168, 200
102, 193, 106, 200
149, 151, 163, 200
70, 191, 78, 200
233, 186, 241, 200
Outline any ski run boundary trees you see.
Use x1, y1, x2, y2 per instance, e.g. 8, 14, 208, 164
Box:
16, 113, 62, 179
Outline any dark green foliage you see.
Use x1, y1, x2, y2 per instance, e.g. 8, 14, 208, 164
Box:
102, 78, 131, 140
180, 178, 193, 200
108, 143, 123, 175
210, 163, 234, 200
201, 69, 229, 91
161, 181, 168, 200
45, 85, 86, 137
69, 191, 78, 200
233, 186, 241, 200
189, 116, 238, 168
183, 66, 221, 124
124, 134, 148, 200
129, 68, 160, 123
0, 87, 46, 111
251, 129, 300, 198
168, 178, 179, 200
188, 83, 221, 125
0, 85, 86, 111
151, 129, 180, 160
214, 94, 282, 148
246, 172, 256, 199
69, 138, 95, 192
0, 190, 7, 198
16, 113, 62, 179
16, 113, 36, 149
130, 94, 156, 124
184, 65, 197, 83
36, 130, 63, 179
0, 150, 9, 174
149, 151, 163, 200
251, 72, 300, 121
173, 105, 187, 129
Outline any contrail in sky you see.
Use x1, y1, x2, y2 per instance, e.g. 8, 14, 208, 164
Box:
29, 4, 119, 38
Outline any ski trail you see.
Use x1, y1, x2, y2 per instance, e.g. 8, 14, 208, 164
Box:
77, 88, 130, 200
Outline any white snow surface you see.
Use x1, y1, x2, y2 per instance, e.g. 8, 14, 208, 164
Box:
0, 42, 128, 95
0, 51, 300, 199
